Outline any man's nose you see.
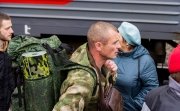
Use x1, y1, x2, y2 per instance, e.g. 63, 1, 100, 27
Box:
117, 42, 121, 49
10, 28, 14, 33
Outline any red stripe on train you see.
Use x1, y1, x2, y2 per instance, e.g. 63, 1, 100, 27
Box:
0, 0, 72, 5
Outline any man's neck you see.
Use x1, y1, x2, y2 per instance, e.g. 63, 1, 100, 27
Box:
0, 39, 8, 52
90, 49, 105, 70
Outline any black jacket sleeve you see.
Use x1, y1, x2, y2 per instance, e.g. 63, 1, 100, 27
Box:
0, 52, 16, 111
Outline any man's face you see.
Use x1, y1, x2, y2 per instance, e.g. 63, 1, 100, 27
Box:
99, 30, 120, 59
0, 19, 14, 41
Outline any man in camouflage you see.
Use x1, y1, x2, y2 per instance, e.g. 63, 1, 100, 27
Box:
53, 21, 121, 111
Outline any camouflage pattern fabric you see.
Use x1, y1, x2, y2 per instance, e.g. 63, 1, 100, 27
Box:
7, 35, 63, 111
7, 35, 61, 65
24, 75, 55, 111
21, 51, 50, 80
53, 43, 111, 111
7, 34, 64, 102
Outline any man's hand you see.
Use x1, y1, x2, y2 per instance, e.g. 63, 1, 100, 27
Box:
104, 60, 117, 76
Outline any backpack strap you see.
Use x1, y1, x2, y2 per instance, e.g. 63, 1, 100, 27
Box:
42, 43, 74, 66
59, 43, 74, 55
42, 43, 58, 65
61, 63, 97, 88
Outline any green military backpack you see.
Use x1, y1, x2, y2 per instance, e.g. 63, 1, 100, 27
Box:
7, 35, 74, 111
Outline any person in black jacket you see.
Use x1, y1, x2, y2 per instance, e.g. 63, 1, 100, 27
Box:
0, 12, 16, 111
141, 45, 180, 111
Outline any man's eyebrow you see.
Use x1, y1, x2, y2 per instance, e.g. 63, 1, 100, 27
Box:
113, 40, 119, 44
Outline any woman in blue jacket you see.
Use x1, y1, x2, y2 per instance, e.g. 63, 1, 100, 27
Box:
114, 22, 159, 111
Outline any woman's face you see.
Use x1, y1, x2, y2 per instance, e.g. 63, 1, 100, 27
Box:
118, 33, 129, 52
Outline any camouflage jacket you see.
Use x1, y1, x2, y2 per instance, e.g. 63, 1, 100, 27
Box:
53, 43, 112, 111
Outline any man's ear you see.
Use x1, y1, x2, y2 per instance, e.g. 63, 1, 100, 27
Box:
94, 42, 102, 51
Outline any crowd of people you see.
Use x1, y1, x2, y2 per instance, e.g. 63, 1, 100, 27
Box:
0, 11, 179, 111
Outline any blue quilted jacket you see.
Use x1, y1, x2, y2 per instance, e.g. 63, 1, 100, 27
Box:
114, 45, 159, 111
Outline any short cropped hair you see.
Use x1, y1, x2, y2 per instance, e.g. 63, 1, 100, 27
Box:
0, 12, 11, 27
87, 21, 118, 45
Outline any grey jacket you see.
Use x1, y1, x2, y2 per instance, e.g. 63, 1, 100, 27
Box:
142, 76, 180, 111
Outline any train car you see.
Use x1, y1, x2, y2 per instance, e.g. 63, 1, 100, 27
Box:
1, 0, 180, 84
0, 0, 180, 39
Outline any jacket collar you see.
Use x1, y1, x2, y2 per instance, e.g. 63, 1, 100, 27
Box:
169, 76, 180, 96
118, 45, 149, 59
